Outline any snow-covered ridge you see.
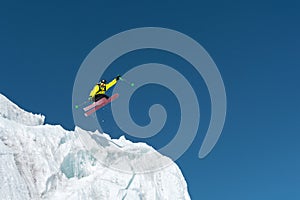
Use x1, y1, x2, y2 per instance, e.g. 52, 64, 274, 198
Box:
0, 93, 44, 126
0, 93, 190, 200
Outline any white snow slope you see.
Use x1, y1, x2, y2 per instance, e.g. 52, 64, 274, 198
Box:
0, 93, 190, 200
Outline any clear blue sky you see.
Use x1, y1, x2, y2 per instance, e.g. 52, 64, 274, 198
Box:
1, 1, 300, 199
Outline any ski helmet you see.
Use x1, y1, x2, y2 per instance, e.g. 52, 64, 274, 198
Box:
100, 79, 107, 84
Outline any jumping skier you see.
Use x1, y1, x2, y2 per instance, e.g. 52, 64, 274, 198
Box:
89, 75, 121, 102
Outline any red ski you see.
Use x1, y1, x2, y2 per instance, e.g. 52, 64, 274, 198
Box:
83, 98, 106, 112
84, 93, 119, 117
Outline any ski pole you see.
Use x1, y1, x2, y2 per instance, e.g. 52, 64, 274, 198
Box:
74, 99, 90, 109
120, 77, 135, 87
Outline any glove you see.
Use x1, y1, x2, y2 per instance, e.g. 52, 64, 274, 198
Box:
116, 75, 121, 81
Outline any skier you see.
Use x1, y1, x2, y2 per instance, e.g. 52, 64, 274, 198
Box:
89, 75, 121, 102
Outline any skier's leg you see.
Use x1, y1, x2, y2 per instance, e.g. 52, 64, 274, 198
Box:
94, 94, 102, 102
103, 94, 109, 99
95, 94, 109, 102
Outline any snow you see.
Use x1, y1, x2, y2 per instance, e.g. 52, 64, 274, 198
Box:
0, 93, 190, 200
0, 94, 45, 126
0, 140, 30, 200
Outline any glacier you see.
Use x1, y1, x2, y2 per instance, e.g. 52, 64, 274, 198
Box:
0, 93, 190, 200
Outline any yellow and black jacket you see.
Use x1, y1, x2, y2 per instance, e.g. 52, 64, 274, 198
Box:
89, 78, 118, 100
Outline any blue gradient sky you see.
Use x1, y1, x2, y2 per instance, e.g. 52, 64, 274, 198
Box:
1, 1, 300, 199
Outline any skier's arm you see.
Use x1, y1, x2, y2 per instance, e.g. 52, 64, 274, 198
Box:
106, 78, 118, 90
89, 85, 99, 98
